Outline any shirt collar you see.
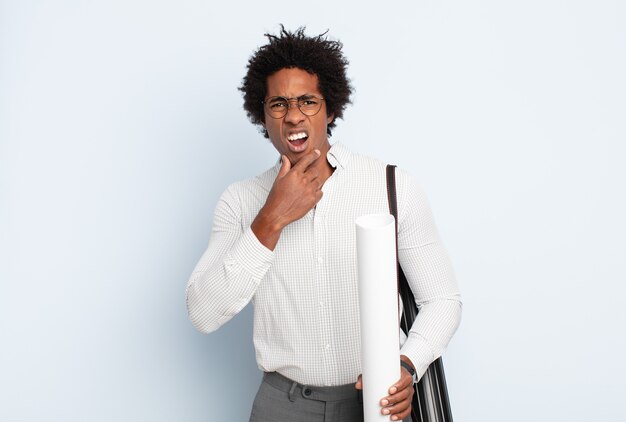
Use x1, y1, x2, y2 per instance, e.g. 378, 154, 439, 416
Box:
326, 142, 351, 170
272, 142, 352, 170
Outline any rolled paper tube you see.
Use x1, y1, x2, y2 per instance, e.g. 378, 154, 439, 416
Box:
355, 214, 401, 422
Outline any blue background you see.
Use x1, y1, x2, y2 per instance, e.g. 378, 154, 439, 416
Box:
1, 1, 625, 420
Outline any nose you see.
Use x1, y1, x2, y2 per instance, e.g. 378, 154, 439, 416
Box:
284, 100, 306, 124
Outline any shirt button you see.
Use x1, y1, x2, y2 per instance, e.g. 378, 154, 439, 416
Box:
325, 343, 330, 350
319, 301, 324, 307
317, 256, 323, 263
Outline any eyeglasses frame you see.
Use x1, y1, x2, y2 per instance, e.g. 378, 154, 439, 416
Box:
262, 94, 326, 119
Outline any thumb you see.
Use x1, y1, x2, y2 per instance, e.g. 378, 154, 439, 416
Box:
278, 155, 291, 177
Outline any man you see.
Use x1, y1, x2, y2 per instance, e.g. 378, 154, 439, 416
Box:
186, 26, 462, 422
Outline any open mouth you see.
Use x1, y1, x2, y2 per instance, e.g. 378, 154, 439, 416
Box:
286, 131, 309, 152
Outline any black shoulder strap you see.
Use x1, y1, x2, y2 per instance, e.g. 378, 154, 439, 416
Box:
386, 164, 414, 335
386, 164, 454, 422
386, 165, 399, 229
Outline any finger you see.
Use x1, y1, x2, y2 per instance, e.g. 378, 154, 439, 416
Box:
382, 395, 412, 418
389, 370, 413, 394
390, 401, 412, 421
355, 374, 362, 390
278, 155, 291, 177
381, 384, 412, 406
387, 400, 411, 421
293, 149, 321, 172
314, 190, 323, 203
305, 171, 320, 183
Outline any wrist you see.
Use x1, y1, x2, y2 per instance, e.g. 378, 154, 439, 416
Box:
251, 211, 284, 251
400, 356, 417, 384
257, 207, 286, 231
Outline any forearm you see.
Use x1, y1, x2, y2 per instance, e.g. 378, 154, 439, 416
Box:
250, 209, 285, 251
400, 297, 462, 378
398, 239, 462, 378
186, 227, 274, 333
396, 169, 462, 379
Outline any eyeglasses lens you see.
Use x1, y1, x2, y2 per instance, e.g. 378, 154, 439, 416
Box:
265, 96, 323, 118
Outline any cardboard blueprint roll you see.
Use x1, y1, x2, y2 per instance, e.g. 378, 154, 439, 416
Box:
355, 214, 401, 421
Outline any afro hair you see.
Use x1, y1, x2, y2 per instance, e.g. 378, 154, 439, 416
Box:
239, 25, 353, 138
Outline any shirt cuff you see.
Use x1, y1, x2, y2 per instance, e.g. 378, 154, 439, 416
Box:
400, 333, 436, 380
228, 227, 275, 280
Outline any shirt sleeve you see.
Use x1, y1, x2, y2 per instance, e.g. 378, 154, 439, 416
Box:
185, 185, 274, 333
395, 169, 462, 380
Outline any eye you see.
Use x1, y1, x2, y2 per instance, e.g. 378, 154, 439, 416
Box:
268, 97, 288, 109
299, 95, 319, 106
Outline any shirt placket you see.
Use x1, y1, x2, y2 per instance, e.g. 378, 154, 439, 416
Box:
314, 172, 338, 385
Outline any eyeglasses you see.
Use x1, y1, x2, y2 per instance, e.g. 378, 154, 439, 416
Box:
262, 95, 325, 119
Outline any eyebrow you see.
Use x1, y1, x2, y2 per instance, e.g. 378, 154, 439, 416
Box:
268, 94, 318, 100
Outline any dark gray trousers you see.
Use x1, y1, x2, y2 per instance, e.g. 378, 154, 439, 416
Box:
249, 372, 365, 422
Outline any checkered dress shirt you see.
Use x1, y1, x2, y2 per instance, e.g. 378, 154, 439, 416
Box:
186, 143, 462, 386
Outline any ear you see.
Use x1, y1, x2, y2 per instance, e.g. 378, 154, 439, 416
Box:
327, 113, 335, 125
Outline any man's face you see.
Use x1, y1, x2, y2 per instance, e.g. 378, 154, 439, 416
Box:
263, 67, 334, 165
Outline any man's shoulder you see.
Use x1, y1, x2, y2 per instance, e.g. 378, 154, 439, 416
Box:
344, 147, 416, 184
221, 164, 278, 202
338, 144, 386, 174
350, 151, 386, 169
